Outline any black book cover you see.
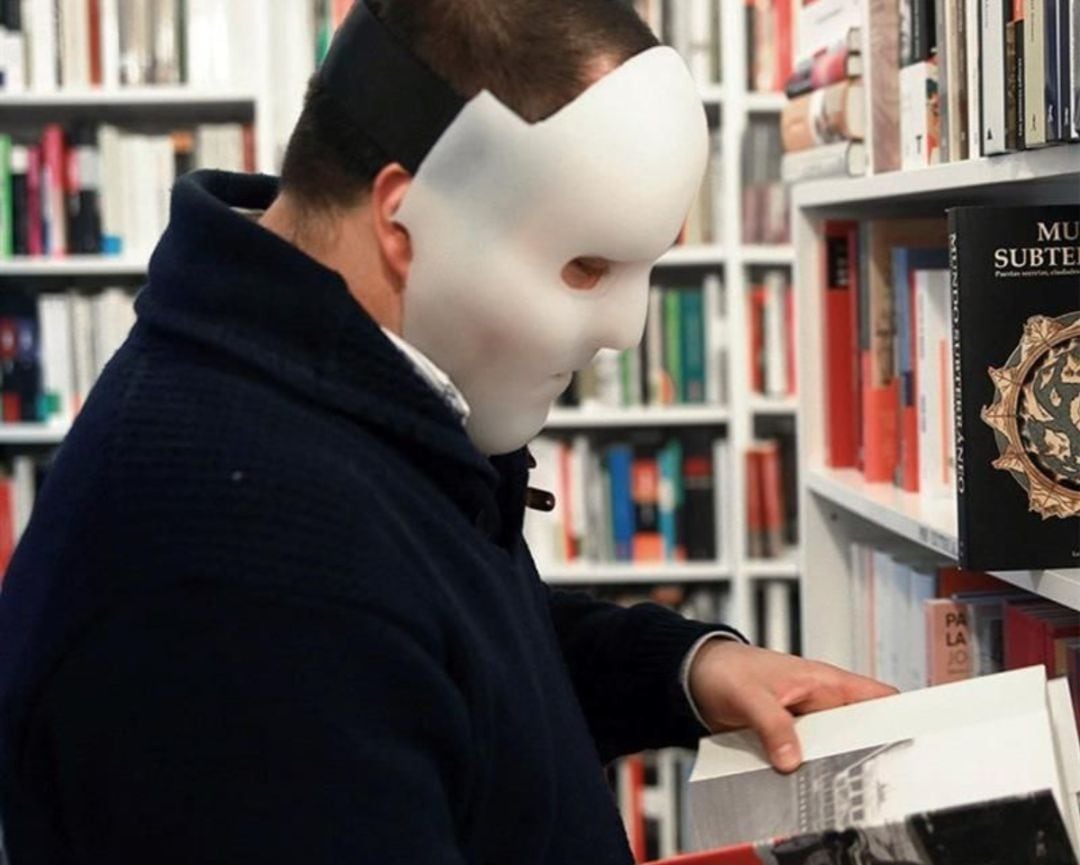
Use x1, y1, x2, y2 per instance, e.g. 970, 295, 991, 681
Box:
950, 204, 1080, 571
11, 166, 27, 257
682, 434, 716, 562
1047, 0, 1063, 140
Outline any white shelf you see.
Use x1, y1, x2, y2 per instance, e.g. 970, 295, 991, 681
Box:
792, 145, 1080, 211
805, 467, 960, 558
749, 396, 797, 416
546, 406, 729, 429
980, 570, 1080, 613
698, 85, 724, 105
0, 423, 69, 444
0, 255, 148, 277
742, 551, 799, 578
744, 91, 787, 113
0, 87, 257, 108
741, 245, 794, 266
657, 245, 726, 267
543, 561, 731, 585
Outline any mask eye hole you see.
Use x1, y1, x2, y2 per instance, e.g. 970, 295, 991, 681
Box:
562, 257, 611, 291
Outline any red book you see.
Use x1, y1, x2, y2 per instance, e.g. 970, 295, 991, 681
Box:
242, 124, 256, 173
26, 146, 43, 257
936, 567, 1009, 597
1004, 601, 1055, 670
822, 221, 860, 467
759, 442, 785, 557
620, 755, 647, 864
41, 125, 68, 256
0, 480, 14, 582
749, 286, 766, 394
774, 0, 794, 92
88, 0, 103, 86
745, 450, 765, 559
558, 443, 578, 561
899, 266, 919, 492
647, 846, 767, 865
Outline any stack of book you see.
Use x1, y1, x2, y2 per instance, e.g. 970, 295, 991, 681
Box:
746, 269, 795, 399
849, 544, 1079, 709
741, 118, 789, 244
0, 287, 134, 425
524, 433, 729, 570
780, 21, 867, 183
820, 218, 955, 500
559, 278, 726, 410
821, 205, 1079, 572
0, 123, 254, 258
745, 432, 797, 560
746, 0, 794, 93
0, 0, 263, 92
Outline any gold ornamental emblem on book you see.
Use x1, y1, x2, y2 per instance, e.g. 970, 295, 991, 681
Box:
981, 311, 1080, 519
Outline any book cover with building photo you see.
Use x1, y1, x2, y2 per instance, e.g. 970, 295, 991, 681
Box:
949, 204, 1080, 571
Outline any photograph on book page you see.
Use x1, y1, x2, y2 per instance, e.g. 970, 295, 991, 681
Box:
689, 667, 1078, 860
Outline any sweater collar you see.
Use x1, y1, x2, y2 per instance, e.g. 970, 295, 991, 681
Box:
136, 170, 498, 489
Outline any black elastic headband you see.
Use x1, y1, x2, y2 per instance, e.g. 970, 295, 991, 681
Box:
317, 0, 468, 175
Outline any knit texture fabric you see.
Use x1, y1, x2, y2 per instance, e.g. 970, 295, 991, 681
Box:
0, 171, 741, 865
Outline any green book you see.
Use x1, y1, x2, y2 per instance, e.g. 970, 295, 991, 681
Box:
0, 135, 11, 259
663, 289, 683, 405
680, 287, 706, 403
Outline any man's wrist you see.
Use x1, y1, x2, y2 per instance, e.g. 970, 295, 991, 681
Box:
680, 629, 749, 731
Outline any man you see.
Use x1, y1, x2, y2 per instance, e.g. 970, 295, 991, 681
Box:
0, 1, 894, 862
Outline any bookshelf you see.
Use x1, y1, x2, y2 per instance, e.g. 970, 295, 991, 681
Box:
794, 150, 1080, 670
531, 0, 798, 649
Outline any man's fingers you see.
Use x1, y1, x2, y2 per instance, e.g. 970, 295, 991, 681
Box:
835, 670, 899, 703
737, 686, 802, 773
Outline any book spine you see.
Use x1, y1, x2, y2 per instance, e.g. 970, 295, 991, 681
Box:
1070, 0, 1079, 137
982, 0, 1010, 153
870, 0, 903, 171
663, 289, 683, 405
1006, 18, 1023, 150
823, 222, 860, 467
938, 0, 952, 160
781, 141, 867, 181
680, 288, 706, 404
759, 443, 785, 557
1025, 0, 1048, 144
10, 145, 27, 256
781, 80, 865, 151
900, 60, 937, 168
657, 440, 679, 561
763, 271, 789, 396
607, 446, 634, 563
0, 134, 10, 258
646, 287, 664, 406
683, 446, 716, 561
631, 450, 662, 562
966, 0, 984, 153
41, 124, 67, 256
1047, 0, 1065, 138
893, 248, 919, 491
926, 599, 974, 683
749, 285, 765, 393
745, 449, 764, 559
947, 210, 970, 567
25, 145, 42, 257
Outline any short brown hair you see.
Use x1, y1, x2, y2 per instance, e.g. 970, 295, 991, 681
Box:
279, 0, 658, 212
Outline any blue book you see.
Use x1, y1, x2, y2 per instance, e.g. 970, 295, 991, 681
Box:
605, 445, 634, 562
657, 439, 683, 561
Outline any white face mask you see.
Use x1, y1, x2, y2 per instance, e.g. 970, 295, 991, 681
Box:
395, 47, 709, 455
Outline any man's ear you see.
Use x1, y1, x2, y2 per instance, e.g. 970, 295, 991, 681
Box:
371, 162, 414, 292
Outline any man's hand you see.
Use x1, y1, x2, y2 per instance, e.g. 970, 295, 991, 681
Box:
688, 639, 897, 774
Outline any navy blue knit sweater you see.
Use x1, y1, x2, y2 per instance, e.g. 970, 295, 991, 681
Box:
0, 171, 736, 864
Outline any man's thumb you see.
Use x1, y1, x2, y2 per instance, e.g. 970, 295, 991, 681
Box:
739, 687, 802, 773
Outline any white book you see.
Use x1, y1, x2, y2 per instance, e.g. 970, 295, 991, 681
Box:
68, 293, 95, 408
184, 0, 228, 88
24, 0, 58, 91
117, 0, 150, 86
763, 580, 792, 654
645, 287, 664, 406
708, 129, 723, 244
981, 0, 1009, 154
100, 0, 120, 88
703, 273, 724, 405
796, 0, 862, 62
152, 134, 174, 242
781, 140, 868, 183
268, 0, 315, 167
914, 269, 954, 501
522, 436, 564, 571
908, 565, 938, 691
686, 0, 714, 85
690, 666, 1080, 859
567, 435, 588, 555
900, 61, 934, 169
849, 542, 871, 677
152, 0, 180, 84
11, 455, 35, 540
59, 0, 90, 88
871, 549, 895, 684
1024, 0, 1049, 146
763, 270, 789, 397
91, 288, 134, 376
37, 293, 75, 422
966, 0, 983, 155
582, 448, 611, 561
712, 438, 729, 564
1, 28, 26, 92
589, 348, 622, 409
98, 125, 123, 254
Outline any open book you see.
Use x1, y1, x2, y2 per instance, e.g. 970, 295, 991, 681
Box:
689, 666, 1080, 864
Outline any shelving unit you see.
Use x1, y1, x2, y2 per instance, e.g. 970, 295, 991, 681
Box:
0, 424, 70, 445
0, 256, 148, 278
793, 149, 1080, 669
535, 0, 796, 645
